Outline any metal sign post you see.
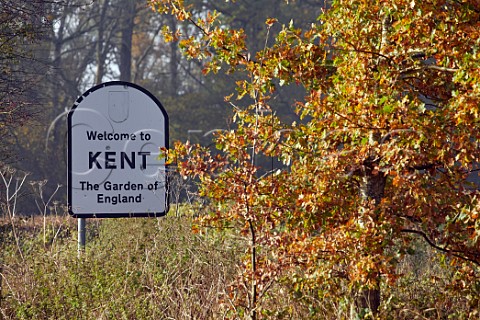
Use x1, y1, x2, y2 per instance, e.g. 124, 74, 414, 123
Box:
78, 218, 86, 256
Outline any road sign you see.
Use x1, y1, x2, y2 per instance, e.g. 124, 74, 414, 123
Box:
68, 81, 169, 218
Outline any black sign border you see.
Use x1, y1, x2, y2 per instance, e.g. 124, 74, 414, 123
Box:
67, 81, 169, 218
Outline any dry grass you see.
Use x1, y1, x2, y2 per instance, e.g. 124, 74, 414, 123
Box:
0, 214, 238, 319
1, 213, 479, 319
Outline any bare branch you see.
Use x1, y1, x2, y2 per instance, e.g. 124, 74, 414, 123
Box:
401, 228, 480, 266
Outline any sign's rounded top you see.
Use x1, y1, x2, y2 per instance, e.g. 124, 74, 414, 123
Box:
70, 81, 168, 122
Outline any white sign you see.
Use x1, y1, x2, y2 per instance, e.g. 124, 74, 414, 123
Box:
68, 81, 169, 218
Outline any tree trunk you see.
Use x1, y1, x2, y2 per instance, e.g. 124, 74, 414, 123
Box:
119, 0, 136, 82
0, 259, 2, 308
354, 17, 391, 314
355, 284, 381, 316
95, 0, 110, 85
51, 5, 67, 113
356, 155, 386, 316
168, 15, 179, 96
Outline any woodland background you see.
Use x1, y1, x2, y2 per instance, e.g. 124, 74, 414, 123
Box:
1, 0, 315, 209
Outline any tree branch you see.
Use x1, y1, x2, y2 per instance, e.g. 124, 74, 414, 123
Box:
400, 64, 458, 76
401, 228, 480, 266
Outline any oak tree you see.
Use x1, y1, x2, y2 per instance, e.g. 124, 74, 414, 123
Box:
152, 0, 480, 317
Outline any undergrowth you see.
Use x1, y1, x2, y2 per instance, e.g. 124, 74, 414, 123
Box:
0, 212, 238, 319
0, 211, 479, 319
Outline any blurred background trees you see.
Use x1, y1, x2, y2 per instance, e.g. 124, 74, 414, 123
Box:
2, 0, 323, 212
0, 0, 51, 162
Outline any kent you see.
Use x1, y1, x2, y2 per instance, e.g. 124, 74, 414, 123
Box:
88, 151, 151, 169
